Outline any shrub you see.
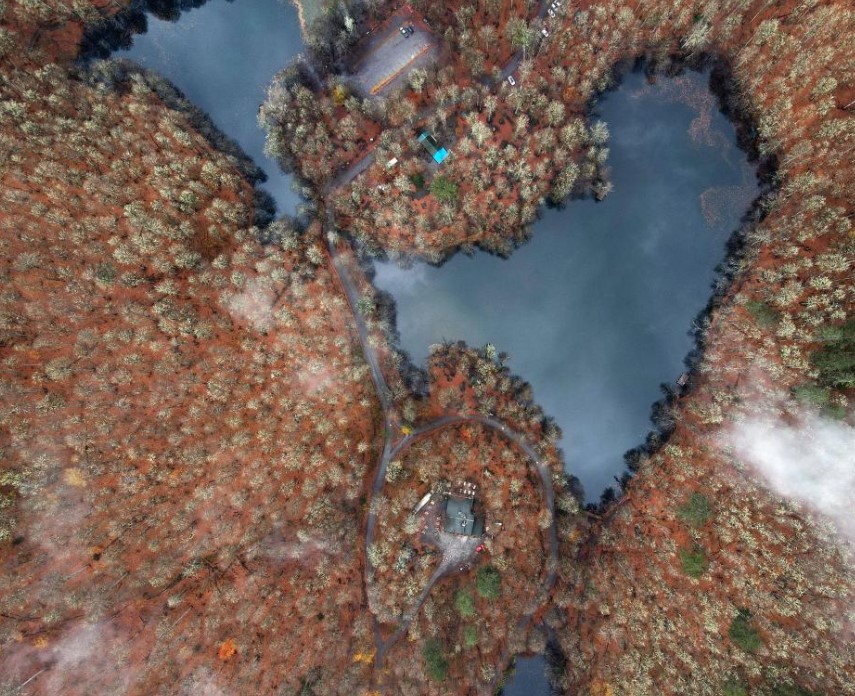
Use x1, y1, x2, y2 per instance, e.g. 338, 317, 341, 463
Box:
677, 493, 712, 527
679, 544, 707, 578
410, 172, 425, 189
476, 566, 502, 600
455, 590, 475, 618
745, 299, 779, 328
728, 608, 761, 653
423, 637, 448, 681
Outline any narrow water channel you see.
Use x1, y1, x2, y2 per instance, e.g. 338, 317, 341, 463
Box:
115, 0, 305, 215
375, 69, 758, 503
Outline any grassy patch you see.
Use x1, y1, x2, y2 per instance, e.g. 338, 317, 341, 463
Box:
430, 175, 459, 204
476, 565, 502, 600
811, 318, 855, 388
677, 493, 712, 527
423, 637, 448, 681
745, 300, 779, 328
721, 679, 747, 696
95, 262, 117, 284
770, 684, 821, 696
728, 608, 761, 653
679, 544, 708, 578
463, 625, 478, 649
454, 589, 475, 618
792, 383, 831, 407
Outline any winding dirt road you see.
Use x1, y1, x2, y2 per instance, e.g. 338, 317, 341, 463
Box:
323, 207, 559, 685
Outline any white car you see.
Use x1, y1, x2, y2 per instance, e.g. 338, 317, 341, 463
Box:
547, 8, 555, 17
507, 75, 516, 86
541, 27, 549, 37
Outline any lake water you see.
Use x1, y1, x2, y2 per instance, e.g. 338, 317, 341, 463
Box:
116, 0, 305, 215
375, 69, 757, 503
110, 5, 755, 694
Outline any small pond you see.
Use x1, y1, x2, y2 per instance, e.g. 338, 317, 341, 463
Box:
375, 69, 757, 503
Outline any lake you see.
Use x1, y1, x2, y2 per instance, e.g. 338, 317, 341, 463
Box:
375, 69, 757, 503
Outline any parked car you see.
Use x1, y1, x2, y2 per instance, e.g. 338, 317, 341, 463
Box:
541, 27, 549, 37
400, 25, 413, 36
507, 75, 516, 86
547, 8, 556, 17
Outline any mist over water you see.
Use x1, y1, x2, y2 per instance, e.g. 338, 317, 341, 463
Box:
375, 70, 758, 503
116, 0, 305, 215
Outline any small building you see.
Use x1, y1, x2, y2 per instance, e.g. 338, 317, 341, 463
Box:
444, 493, 484, 537
418, 131, 449, 164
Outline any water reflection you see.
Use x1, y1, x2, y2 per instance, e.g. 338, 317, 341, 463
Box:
375, 70, 757, 502
502, 655, 552, 696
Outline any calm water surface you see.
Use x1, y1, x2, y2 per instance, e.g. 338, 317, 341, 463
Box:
502, 655, 553, 696
117, 0, 304, 214
375, 70, 757, 503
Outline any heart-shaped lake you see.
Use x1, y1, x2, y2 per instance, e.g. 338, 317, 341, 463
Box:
374, 69, 758, 502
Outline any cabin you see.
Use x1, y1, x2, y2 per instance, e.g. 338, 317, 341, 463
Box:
418, 131, 449, 164
444, 482, 484, 536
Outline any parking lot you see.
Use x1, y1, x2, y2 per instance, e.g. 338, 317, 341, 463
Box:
349, 12, 437, 97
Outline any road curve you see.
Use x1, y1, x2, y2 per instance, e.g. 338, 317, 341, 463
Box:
317, 10, 562, 679
324, 205, 561, 684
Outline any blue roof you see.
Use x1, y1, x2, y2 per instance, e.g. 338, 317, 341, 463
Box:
433, 148, 448, 163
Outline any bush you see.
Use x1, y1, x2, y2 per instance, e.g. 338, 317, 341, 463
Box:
476, 566, 502, 600
410, 172, 425, 189
728, 608, 761, 653
423, 637, 448, 681
679, 544, 707, 578
745, 300, 779, 328
677, 493, 712, 527
455, 590, 475, 618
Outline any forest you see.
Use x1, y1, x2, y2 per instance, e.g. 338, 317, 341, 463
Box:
1, 0, 854, 694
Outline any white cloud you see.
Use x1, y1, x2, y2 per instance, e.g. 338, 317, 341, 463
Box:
373, 261, 431, 297
728, 412, 855, 546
